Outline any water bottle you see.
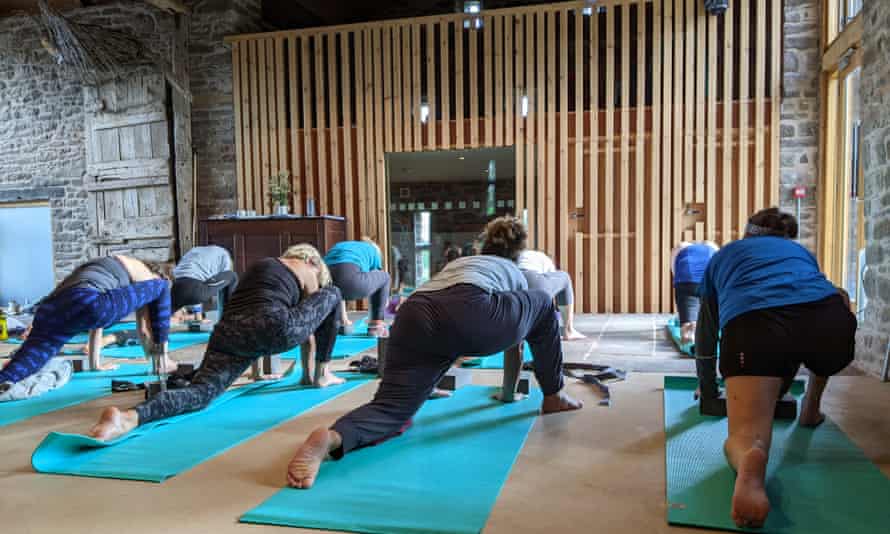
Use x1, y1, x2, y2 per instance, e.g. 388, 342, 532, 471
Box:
306, 198, 316, 216
0, 311, 8, 341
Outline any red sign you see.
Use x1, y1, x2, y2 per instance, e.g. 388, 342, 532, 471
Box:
793, 186, 807, 199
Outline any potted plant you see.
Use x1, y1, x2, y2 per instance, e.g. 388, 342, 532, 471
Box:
269, 171, 291, 215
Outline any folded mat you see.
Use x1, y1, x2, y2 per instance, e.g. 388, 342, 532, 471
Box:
32, 371, 370, 482
664, 376, 890, 533
0, 364, 152, 428
241, 385, 542, 534
666, 316, 694, 356
460, 344, 533, 369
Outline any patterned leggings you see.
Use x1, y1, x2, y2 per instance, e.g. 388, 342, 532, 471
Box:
134, 286, 342, 425
0, 280, 171, 384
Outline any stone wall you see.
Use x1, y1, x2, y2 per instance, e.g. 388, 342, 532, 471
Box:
190, 0, 262, 221
780, 0, 821, 251
856, 1, 890, 377
0, 2, 174, 279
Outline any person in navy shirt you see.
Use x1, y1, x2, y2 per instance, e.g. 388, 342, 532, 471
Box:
324, 238, 391, 337
671, 241, 719, 342
696, 208, 856, 529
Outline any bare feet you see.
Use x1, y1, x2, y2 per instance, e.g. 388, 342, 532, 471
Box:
315, 368, 345, 388
96, 361, 120, 372
287, 428, 341, 489
429, 388, 452, 399
88, 407, 138, 441
562, 328, 587, 341
541, 391, 584, 414
366, 322, 389, 338
731, 446, 771, 529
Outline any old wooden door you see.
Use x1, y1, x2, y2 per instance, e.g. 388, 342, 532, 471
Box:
84, 73, 176, 262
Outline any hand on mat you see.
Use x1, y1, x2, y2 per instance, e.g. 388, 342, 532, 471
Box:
492, 391, 527, 403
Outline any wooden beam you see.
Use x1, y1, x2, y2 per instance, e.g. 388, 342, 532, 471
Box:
651, 0, 663, 312
559, 9, 568, 267
604, 5, 614, 312
822, 14, 862, 72
341, 31, 354, 237
455, 21, 465, 149
590, 6, 599, 312
440, 21, 451, 149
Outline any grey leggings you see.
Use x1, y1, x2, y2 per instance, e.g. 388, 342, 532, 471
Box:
329, 262, 391, 321
134, 287, 341, 425
522, 270, 574, 306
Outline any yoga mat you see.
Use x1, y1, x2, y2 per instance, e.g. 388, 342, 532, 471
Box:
0, 364, 152, 428
31, 372, 370, 482
666, 316, 694, 356
4, 322, 139, 346
280, 335, 378, 360
664, 376, 890, 533
240, 385, 542, 534
461, 344, 533, 369
100, 331, 210, 359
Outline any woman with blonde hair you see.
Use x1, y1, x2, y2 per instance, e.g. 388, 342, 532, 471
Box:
89, 245, 343, 441
324, 237, 391, 337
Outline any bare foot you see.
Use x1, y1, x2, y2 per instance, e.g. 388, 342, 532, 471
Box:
541, 391, 584, 414
96, 361, 119, 372
798, 404, 826, 427
731, 447, 771, 529
563, 328, 587, 341
429, 388, 452, 399
315, 369, 345, 388
286, 428, 340, 489
88, 407, 138, 441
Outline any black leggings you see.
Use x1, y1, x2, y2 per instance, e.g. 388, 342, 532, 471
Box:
329, 262, 390, 321
674, 282, 701, 324
330, 284, 564, 458
134, 287, 341, 425
171, 271, 239, 312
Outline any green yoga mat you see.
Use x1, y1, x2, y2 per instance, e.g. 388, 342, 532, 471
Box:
664, 376, 890, 533
0, 364, 152, 428
241, 385, 542, 534
31, 372, 370, 482
460, 344, 533, 369
666, 317, 694, 356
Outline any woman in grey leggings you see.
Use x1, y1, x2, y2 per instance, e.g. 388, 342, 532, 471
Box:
517, 250, 586, 340
324, 238, 390, 337
88, 244, 342, 442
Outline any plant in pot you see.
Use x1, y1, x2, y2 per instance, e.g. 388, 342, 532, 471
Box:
269, 171, 291, 215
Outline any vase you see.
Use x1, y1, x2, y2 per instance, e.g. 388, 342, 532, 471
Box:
274, 202, 289, 216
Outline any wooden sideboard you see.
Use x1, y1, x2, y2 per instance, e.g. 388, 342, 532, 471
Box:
198, 216, 347, 274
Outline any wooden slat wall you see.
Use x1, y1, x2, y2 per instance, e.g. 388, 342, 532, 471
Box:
228, 0, 781, 313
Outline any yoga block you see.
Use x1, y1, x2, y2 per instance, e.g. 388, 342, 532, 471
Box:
437, 367, 473, 391
262, 354, 283, 375
775, 394, 797, 420
177, 363, 195, 375
376, 337, 387, 377
699, 393, 727, 417
144, 381, 165, 400
517, 372, 532, 395
68, 355, 91, 373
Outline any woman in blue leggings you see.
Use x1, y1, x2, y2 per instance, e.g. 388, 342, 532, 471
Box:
0, 256, 171, 395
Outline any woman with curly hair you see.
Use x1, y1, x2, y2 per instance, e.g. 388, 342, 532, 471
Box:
89, 244, 342, 441
285, 215, 583, 490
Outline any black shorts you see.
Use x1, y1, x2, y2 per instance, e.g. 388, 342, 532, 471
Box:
674, 283, 701, 324
719, 294, 856, 380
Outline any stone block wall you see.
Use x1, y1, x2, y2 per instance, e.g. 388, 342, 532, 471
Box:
856, 0, 890, 377
780, 0, 821, 251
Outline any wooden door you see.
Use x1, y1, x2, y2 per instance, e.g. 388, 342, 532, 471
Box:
84, 73, 175, 262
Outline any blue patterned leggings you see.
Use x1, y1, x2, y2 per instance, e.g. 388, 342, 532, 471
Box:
0, 280, 171, 384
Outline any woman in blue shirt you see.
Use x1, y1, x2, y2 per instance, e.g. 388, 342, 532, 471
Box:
670, 241, 719, 342
324, 238, 391, 337
696, 208, 856, 529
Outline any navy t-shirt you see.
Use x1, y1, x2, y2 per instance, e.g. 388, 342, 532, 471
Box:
698, 237, 837, 329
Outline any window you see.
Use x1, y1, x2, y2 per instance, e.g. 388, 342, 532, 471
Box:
838, 0, 863, 33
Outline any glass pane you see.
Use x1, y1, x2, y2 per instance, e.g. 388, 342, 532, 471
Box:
843, 67, 862, 300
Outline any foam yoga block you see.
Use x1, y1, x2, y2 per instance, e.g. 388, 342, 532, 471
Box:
241, 385, 542, 534
0, 364, 152, 428
664, 376, 890, 533
460, 344, 534, 370
31, 371, 370, 482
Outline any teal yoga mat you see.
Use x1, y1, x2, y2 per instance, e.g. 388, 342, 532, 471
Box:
279, 335, 378, 360
664, 376, 890, 533
4, 322, 138, 346
240, 385, 542, 534
0, 364, 152, 428
31, 371, 370, 482
461, 344, 533, 369
5, 327, 209, 359
666, 317, 694, 356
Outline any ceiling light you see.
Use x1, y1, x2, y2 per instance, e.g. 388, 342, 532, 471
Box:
521, 95, 529, 117
420, 103, 430, 124
464, 1, 482, 14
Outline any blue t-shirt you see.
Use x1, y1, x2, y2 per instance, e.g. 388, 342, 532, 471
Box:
324, 241, 383, 272
698, 237, 837, 329
674, 244, 716, 285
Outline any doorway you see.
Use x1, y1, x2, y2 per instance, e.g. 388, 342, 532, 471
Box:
386, 147, 516, 289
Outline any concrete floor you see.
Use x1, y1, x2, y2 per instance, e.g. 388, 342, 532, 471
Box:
1, 314, 889, 533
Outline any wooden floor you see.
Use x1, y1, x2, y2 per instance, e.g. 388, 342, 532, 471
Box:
1, 314, 889, 533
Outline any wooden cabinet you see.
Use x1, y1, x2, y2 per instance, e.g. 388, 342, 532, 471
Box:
198, 216, 347, 274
